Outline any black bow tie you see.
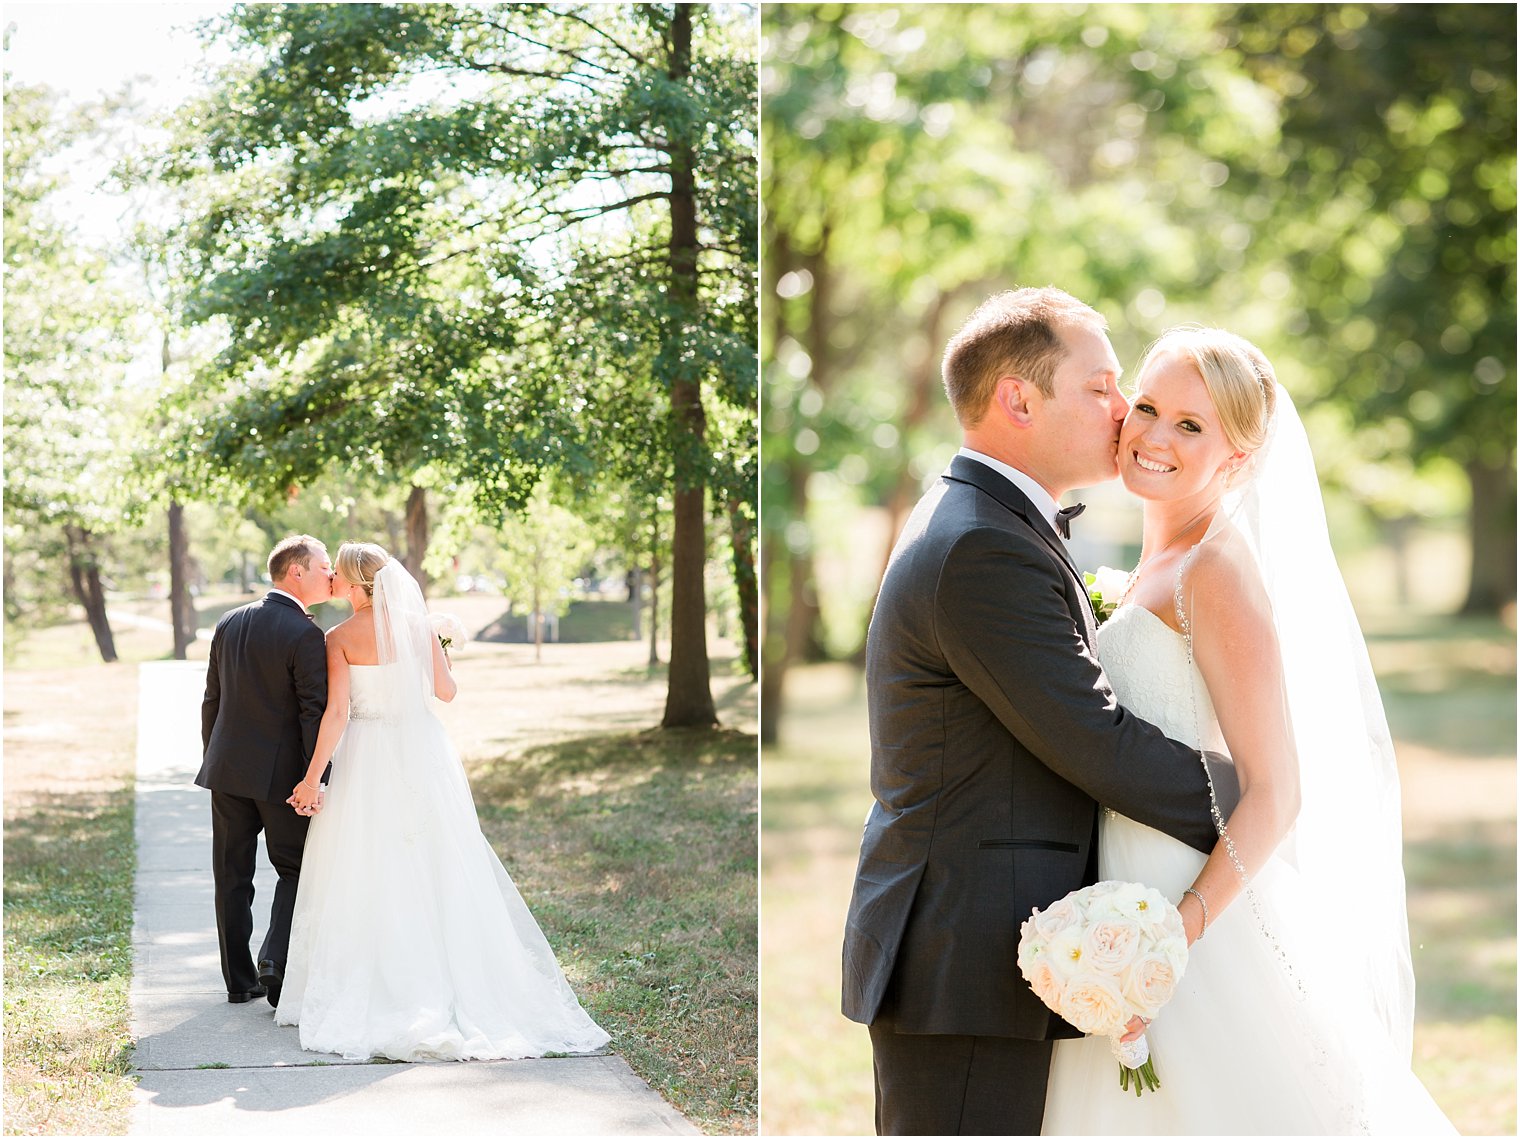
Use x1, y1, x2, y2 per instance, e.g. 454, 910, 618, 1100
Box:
1054, 503, 1086, 540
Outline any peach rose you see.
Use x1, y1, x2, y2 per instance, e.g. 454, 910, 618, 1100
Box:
1080, 918, 1142, 973
1059, 974, 1127, 1036
1023, 957, 1065, 1011
1122, 951, 1183, 1018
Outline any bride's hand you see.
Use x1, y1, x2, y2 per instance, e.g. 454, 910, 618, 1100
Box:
288, 779, 320, 815
1120, 1014, 1149, 1043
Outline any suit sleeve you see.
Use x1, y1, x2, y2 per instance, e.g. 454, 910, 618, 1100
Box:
936, 525, 1220, 854
292, 624, 328, 761
201, 625, 222, 753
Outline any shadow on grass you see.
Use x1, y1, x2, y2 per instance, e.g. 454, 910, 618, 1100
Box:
3, 786, 137, 1134
468, 728, 758, 1135
1404, 816, 1518, 1023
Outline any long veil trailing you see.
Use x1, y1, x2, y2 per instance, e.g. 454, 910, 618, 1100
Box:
1180, 384, 1424, 1121
371, 560, 439, 715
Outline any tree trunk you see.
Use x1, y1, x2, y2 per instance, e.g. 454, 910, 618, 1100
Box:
64, 524, 117, 663
629, 567, 644, 641
648, 514, 662, 669
759, 526, 783, 746
403, 485, 430, 596
532, 557, 543, 664
660, 5, 716, 728
727, 498, 759, 681
1461, 454, 1517, 614
168, 500, 196, 659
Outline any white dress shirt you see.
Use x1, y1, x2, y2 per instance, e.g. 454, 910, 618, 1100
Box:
267, 587, 308, 614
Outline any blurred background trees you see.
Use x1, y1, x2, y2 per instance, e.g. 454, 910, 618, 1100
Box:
4, 3, 757, 728
761, 2, 1515, 742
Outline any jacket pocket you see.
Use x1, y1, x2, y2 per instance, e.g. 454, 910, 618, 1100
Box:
977, 838, 1079, 853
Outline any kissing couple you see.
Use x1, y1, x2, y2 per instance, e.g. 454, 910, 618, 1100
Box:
842, 287, 1455, 1134
196, 537, 608, 1061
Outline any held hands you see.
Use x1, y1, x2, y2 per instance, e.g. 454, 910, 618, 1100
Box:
287, 779, 323, 816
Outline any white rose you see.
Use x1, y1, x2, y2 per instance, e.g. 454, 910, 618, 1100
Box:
1043, 925, 1086, 981
1031, 896, 1081, 941
1059, 974, 1127, 1036
1080, 918, 1142, 974
1092, 566, 1131, 605
1123, 950, 1183, 1018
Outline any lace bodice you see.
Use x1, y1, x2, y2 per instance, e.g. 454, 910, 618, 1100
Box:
346, 664, 399, 722
1096, 604, 1226, 754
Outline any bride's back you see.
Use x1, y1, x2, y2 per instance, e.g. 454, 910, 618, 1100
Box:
331, 608, 380, 667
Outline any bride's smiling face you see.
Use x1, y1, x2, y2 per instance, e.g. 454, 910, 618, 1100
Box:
1119, 349, 1245, 502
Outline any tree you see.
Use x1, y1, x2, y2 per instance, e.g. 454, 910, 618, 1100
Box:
3, 78, 146, 662
494, 483, 597, 663
164, 3, 756, 723
1233, 3, 1516, 613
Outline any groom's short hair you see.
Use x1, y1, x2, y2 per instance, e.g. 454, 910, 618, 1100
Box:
942, 287, 1107, 426
268, 535, 325, 583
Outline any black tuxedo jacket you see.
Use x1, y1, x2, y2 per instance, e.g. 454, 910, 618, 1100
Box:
842, 456, 1230, 1040
197, 592, 328, 803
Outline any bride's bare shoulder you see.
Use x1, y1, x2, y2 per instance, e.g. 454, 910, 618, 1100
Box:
1185, 530, 1271, 624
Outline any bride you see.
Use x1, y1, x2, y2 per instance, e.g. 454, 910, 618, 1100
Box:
275, 542, 610, 1062
1041, 328, 1454, 1134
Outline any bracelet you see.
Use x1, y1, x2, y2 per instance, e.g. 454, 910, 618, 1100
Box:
1183, 887, 1210, 938
298, 779, 316, 792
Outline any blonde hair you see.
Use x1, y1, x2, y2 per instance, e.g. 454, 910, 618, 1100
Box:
942, 287, 1108, 425
335, 541, 390, 598
1136, 326, 1278, 454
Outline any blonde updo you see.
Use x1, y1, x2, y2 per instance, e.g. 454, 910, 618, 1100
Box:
1135, 326, 1278, 455
335, 541, 391, 598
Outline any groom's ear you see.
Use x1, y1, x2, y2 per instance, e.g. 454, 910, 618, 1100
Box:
993, 375, 1038, 428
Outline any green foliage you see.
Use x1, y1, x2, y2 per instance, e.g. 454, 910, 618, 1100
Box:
1234, 4, 1516, 468
163, 3, 757, 527
483, 481, 597, 622
761, 2, 1516, 675
3, 79, 151, 632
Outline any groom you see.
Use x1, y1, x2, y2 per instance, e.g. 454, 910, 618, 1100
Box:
842, 288, 1234, 1134
197, 534, 331, 1007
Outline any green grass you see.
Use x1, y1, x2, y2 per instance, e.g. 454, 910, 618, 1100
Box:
3, 786, 138, 1134
470, 727, 758, 1135
476, 599, 642, 645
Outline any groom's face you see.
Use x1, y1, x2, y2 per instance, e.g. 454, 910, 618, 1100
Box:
1036, 322, 1128, 488
295, 547, 335, 607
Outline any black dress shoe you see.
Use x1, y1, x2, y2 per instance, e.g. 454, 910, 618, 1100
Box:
227, 984, 267, 1004
257, 959, 284, 1009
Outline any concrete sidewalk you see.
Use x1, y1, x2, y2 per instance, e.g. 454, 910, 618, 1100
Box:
129, 660, 699, 1136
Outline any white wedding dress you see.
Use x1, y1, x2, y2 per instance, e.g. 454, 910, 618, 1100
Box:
1041, 602, 1455, 1135
275, 570, 609, 1062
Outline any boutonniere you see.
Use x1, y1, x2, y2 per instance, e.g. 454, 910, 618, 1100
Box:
1084, 566, 1130, 625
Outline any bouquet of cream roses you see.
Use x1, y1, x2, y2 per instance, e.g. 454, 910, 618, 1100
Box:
429, 612, 470, 654
1017, 880, 1188, 1095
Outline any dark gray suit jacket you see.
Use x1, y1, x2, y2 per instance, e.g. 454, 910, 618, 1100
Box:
842, 455, 1228, 1040
197, 592, 328, 803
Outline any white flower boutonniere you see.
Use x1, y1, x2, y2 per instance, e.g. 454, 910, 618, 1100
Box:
1084, 566, 1131, 625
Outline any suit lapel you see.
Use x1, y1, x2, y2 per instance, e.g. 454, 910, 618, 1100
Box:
944, 456, 1099, 647
944, 456, 1084, 583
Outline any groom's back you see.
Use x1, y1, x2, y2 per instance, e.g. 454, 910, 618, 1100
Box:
197, 596, 326, 802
